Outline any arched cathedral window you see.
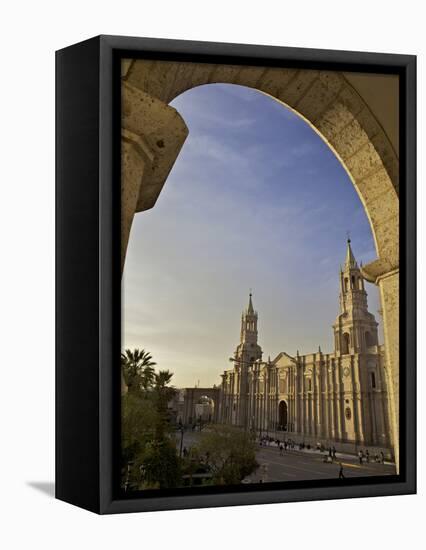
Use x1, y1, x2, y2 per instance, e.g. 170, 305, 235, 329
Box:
342, 333, 350, 354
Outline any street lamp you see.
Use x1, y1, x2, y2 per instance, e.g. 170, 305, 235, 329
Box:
124, 460, 134, 492
178, 421, 185, 457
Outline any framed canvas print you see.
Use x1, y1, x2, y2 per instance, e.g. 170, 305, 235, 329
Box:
56, 35, 416, 514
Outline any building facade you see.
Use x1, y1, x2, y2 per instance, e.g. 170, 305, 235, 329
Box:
219, 240, 391, 451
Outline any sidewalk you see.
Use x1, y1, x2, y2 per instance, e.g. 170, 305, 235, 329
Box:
258, 440, 394, 465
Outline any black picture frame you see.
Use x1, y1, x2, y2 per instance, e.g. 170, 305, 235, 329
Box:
56, 35, 416, 514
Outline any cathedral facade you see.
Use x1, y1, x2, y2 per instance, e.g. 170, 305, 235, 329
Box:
219, 240, 391, 451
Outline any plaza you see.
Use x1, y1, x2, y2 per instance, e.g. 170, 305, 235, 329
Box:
247, 444, 395, 483
176, 429, 395, 484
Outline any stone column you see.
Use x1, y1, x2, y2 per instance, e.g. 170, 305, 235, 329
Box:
329, 369, 335, 439
325, 369, 331, 439
315, 369, 321, 436
121, 132, 154, 273
354, 395, 365, 444
379, 271, 399, 466
363, 260, 399, 470
323, 365, 329, 439
370, 393, 378, 443
294, 371, 299, 433
121, 81, 189, 276
336, 364, 344, 440
300, 376, 306, 434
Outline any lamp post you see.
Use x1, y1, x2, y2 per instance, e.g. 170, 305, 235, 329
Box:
124, 460, 134, 492
178, 421, 185, 457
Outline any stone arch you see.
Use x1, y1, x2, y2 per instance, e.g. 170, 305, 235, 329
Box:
121, 58, 400, 468
181, 387, 220, 425
122, 60, 399, 270
196, 395, 215, 423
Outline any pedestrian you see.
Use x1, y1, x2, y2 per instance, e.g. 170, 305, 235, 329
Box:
279, 443, 283, 455
332, 446, 337, 459
358, 450, 363, 464
339, 462, 345, 479
328, 447, 332, 458
366, 449, 370, 463
380, 451, 385, 464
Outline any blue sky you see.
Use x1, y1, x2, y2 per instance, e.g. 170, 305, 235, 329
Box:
122, 83, 382, 387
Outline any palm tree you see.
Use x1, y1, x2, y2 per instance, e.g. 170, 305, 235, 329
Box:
121, 348, 156, 394
154, 369, 174, 389
153, 370, 176, 439
154, 370, 176, 404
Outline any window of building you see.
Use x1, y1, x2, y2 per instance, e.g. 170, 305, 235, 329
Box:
342, 332, 350, 354
370, 371, 376, 389
365, 331, 374, 347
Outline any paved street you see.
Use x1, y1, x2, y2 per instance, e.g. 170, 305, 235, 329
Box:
176, 430, 396, 483
245, 445, 396, 483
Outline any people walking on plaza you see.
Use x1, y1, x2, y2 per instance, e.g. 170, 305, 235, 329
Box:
380, 451, 385, 464
279, 443, 284, 455
366, 449, 370, 463
338, 462, 345, 479
358, 450, 363, 464
328, 447, 333, 461
332, 446, 337, 459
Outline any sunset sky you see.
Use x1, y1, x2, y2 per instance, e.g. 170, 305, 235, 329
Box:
122, 83, 382, 388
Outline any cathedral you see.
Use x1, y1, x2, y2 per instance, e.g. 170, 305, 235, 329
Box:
218, 240, 391, 452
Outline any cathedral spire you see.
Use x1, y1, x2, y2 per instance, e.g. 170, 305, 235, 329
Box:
247, 291, 254, 314
240, 292, 258, 346
344, 238, 358, 270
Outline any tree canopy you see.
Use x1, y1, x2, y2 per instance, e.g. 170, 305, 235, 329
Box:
121, 349, 180, 491
192, 424, 258, 485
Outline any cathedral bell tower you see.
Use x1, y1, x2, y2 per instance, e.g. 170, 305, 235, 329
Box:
333, 239, 379, 355
233, 293, 262, 427
240, 293, 258, 346
236, 293, 262, 363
